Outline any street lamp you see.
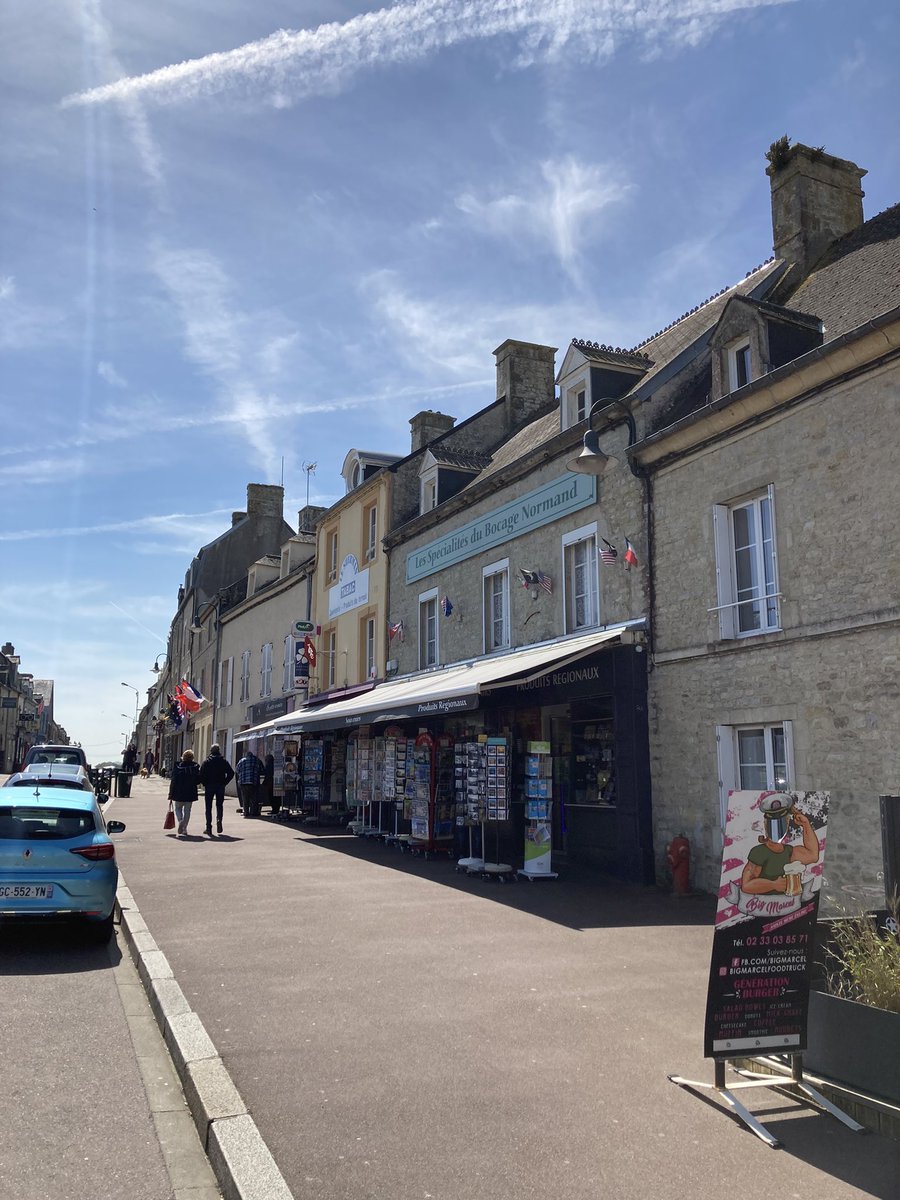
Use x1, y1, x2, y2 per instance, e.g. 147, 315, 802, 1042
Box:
566, 399, 641, 478
121, 681, 139, 721
151, 654, 168, 674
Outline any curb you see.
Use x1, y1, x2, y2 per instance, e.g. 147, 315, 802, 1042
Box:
115, 879, 294, 1200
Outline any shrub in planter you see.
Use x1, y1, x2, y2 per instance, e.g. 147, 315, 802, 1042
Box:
825, 897, 900, 1014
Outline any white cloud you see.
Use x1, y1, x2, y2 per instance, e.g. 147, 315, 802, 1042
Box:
63, 0, 795, 112
98, 360, 128, 387
0, 506, 233, 545
456, 156, 631, 283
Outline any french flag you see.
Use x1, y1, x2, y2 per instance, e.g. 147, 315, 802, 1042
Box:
179, 681, 206, 712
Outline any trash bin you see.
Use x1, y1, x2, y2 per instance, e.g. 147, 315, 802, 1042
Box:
117, 770, 132, 798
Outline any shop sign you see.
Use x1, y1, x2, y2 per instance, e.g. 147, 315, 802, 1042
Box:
511, 656, 610, 703
318, 691, 479, 729
703, 789, 829, 1059
1, 698, 17, 709
292, 638, 310, 696
406, 473, 596, 583
293, 620, 316, 634
328, 554, 370, 619
247, 696, 289, 724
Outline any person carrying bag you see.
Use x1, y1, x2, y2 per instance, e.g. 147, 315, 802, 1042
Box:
167, 749, 200, 838
163, 801, 176, 831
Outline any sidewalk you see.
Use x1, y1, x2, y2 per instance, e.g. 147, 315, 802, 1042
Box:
110, 776, 899, 1200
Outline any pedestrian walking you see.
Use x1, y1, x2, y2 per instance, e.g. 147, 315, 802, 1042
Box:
236, 747, 263, 818
199, 744, 235, 837
168, 749, 200, 837
264, 751, 277, 815
143, 749, 155, 775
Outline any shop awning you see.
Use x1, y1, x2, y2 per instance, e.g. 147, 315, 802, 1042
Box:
235, 623, 634, 742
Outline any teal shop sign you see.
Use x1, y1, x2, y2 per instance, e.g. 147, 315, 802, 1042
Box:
406, 473, 596, 583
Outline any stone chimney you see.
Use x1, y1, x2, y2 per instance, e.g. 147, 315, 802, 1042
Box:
410, 411, 456, 454
231, 511, 247, 526
494, 339, 557, 432
767, 141, 866, 279
297, 504, 327, 533
246, 483, 284, 518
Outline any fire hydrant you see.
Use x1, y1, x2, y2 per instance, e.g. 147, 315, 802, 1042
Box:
666, 833, 691, 896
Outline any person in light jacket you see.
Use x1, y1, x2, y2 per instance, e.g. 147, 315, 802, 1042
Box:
168, 749, 200, 837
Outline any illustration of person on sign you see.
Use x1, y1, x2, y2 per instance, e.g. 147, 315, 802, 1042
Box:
740, 792, 820, 897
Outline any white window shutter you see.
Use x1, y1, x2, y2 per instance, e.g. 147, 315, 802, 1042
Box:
712, 505, 736, 639
225, 657, 234, 706
767, 482, 781, 599
715, 724, 737, 828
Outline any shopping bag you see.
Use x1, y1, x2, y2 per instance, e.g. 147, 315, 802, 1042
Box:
163, 802, 176, 831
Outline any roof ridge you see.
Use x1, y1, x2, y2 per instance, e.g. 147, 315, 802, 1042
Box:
633, 256, 777, 349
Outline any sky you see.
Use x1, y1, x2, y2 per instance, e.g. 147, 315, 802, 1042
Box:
2, 0, 898, 763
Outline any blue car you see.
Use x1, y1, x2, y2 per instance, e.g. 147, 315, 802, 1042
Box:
0, 784, 126, 944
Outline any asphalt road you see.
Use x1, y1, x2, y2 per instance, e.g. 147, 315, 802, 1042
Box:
106, 775, 899, 1200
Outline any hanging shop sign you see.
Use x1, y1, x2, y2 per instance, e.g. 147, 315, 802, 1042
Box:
406, 473, 596, 584
703, 789, 829, 1059
328, 554, 370, 619
293, 638, 310, 695
293, 620, 316, 634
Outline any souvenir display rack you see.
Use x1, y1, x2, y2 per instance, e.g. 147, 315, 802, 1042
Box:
407, 731, 455, 858
381, 733, 410, 845
518, 741, 558, 880
453, 735, 514, 881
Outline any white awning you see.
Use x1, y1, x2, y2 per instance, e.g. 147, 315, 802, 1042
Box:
235, 623, 632, 742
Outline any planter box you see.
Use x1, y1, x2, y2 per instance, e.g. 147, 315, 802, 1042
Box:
804, 989, 900, 1106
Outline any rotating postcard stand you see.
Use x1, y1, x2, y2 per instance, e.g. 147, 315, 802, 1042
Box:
670, 787, 864, 1147
461, 737, 514, 882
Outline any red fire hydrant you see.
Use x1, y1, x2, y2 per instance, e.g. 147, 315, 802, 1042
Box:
666, 833, 691, 897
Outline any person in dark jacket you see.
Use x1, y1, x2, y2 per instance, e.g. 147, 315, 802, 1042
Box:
264, 752, 277, 815
199, 744, 235, 837
168, 749, 201, 837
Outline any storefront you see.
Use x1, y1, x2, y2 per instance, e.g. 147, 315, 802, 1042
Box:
235, 623, 654, 884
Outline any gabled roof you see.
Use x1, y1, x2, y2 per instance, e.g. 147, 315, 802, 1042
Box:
425, 448, 493, 471
708, 294, 823, 342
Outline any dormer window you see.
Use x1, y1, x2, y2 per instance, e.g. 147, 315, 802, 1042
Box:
728, 339, 752, 391
421, 471, 438, 513
557, 339, 652, 432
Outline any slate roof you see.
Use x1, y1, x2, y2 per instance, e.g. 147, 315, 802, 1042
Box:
429, 448, 493, 471
783, 202, 900, 338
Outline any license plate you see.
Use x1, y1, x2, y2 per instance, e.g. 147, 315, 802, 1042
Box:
0, 884, 55, 899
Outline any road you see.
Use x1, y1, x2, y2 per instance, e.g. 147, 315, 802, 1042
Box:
103, 774, 899, 1200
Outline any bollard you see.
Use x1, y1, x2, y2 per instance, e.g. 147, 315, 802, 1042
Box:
666, 833, 691, 896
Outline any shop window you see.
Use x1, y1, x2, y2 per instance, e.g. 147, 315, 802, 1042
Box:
419, 589, 438, 668
712, 486, 780, 639
260, 642, 273, 698
482, 559, 509, 653
716, 721, 793, 826
240, 650, 251, 702
364, 504, 378, 561
562, 524, 599, 632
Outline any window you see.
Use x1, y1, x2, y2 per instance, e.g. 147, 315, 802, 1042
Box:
260, 642, 273, 698
728, 339, 752, 391
421, 471, 438, 514
713, 487, 780, 639
283, 635, 293, 692
362, 616, 376, 679
716, 721, 794, 825
576, 388, 587, 422
217, 657, 234, 707
240, 650, 251, 702
327, 529, 338, 582
326, 629, 336, 688
563, 524, 599, 632
364, 504, 377, 561
482, 559, 509, 652
419, 589, 438, 668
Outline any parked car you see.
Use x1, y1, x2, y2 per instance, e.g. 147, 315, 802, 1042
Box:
22, 744, 91, 772
3, 765, 95, 792
0, 784, 125, 943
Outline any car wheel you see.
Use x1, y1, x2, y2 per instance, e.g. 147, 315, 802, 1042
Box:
84, 912, 115, 945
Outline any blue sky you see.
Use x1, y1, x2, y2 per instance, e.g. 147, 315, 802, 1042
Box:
2, 0, 898, 762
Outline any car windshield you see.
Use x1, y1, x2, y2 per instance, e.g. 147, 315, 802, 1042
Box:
30, 752, 83, 766
0, 806, 96, 840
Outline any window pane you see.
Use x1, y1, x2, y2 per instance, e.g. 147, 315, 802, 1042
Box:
737, 728, 767, 790
733, 505, 762, 632
771, 726, 787, 789
760, 497, 779, 626
566, 538, 597, 630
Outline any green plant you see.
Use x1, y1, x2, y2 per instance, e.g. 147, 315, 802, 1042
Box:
825, 894, 900, 1014
765, 135, 791, 169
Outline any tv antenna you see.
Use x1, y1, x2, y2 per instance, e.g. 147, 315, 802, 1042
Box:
302, 461, 317, 508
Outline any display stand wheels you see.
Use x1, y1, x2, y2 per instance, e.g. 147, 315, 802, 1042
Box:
456, 856, 484, 874
474, 861, 516, 884
516, 867, 559, 882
